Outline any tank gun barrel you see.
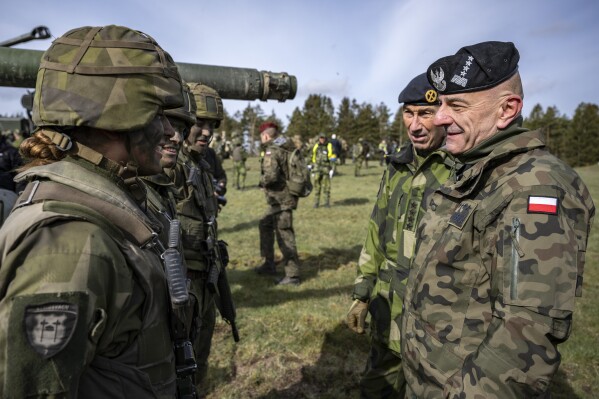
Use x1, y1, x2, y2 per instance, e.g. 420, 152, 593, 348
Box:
0, 47, 297, 102
0, 26, 51, 48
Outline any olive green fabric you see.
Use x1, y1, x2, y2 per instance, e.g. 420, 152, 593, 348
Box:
188, 83, 224, 125
0, 158, 176, 398
33, 25, 183, 132
164, 82, 197, 128
166, 145, 218, 389
352, 143, 456, 398
401, 120, 595, 398
232, 145, 248, 190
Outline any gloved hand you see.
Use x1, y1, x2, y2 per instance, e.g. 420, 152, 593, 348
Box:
346, 299, 368, 334
328, 169, 334, 179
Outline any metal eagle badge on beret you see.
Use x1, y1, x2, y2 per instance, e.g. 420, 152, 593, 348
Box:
24, 303, 78, 358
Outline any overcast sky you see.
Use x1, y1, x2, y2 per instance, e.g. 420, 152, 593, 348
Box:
1, 0, 598, 127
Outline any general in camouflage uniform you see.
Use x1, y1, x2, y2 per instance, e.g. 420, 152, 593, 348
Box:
311, 133, 336, 208
231, 137, 248, 190
347, 73, 455, 399
165, 83, 228, 390
401, 42, 595, 398
254, 121, 302, 285
0, 26, 187, 398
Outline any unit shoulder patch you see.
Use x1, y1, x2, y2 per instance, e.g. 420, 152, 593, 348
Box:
24, 302, 79, 359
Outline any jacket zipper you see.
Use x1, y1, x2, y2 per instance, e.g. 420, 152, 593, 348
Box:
510, 217, 524, 300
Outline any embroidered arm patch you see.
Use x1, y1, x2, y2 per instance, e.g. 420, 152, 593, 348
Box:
527, 195, 558, 215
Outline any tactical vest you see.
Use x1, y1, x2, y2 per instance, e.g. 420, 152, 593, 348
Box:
169, 150, 218, 271
0, 161, 176, 398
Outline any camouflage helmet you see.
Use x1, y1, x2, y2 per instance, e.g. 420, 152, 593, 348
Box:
188, 83, 224, 128
33, 25, 183, 132
164, 82, 197, 128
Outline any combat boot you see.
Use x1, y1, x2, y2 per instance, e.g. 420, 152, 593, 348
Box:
276, 276, 301, 286
324, 200, 330, 208
254, 260, 276, 275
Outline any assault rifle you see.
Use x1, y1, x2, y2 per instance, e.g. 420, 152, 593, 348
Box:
202, 216, 240, 342
162, 219, 197, 398
186, 165, 239, 342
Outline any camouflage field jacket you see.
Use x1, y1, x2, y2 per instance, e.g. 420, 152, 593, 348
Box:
401, 121, 595, 398
353, 143, 455, 354
0, 158, 176, 398
260, 136, 298, 214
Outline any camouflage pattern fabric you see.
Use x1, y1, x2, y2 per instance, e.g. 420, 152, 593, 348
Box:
353, 143, 455, 397
33, 25, 183, 132
232, 145, 247, 189
401, 120, 595, 398
0, 157, 176, 398
166, 146, 219, 388
260, 136, 300, 277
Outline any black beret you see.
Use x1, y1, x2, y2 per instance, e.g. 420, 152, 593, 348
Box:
427, 41, 519, 94
397, 73, 440, 105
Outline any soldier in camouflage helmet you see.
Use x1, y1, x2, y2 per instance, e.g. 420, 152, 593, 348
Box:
254, 121, 302, 285
166, 82, 231, 390
347, 72, 455, 398
401, 41, 595, 398
310, 132, 336, 208
0, 25, 186, 397
188, 84, 227, 203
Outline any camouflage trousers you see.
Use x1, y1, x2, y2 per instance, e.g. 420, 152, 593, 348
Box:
259, 209, 300, 277
355, 156, 366, 176
233, 161, 246, 189
188, 270, 217, 391
360, 337, 406, 399
312, 170, 331, 205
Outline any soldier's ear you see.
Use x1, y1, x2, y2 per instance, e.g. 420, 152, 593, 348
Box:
497, 95, 522, 130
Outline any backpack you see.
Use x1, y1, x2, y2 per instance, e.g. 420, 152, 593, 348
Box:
286, 148, 312, 197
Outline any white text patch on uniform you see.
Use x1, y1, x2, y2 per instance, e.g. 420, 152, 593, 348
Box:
527, 196, 558, 215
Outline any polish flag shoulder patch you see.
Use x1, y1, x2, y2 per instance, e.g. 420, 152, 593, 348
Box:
527, 196, 558, 215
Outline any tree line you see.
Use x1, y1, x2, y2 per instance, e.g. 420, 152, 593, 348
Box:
218, 94, 599, 168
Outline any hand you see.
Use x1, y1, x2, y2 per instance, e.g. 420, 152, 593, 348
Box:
346, 299, 368, 334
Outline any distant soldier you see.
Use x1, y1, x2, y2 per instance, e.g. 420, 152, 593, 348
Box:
330, 133, 343, 175
353, 137, 370, 176
0, 25, 187, 397
311, 132, 336, 208
377, 139, 388, 166
254, 121, 302, 285
231, 137, 248, 190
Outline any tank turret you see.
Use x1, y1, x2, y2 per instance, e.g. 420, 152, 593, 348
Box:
0, 47, 297, 102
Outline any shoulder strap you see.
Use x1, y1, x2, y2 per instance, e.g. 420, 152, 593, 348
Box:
14, 180, 156, 247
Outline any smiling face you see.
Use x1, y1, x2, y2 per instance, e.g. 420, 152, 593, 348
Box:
187, 119, 215, 154
128, 114, 174, 176
161, 117, 185, 168
402, 104, 445, 153
433, 90, 503, 155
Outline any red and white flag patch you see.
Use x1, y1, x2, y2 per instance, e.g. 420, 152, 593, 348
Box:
527, 196, 558, 214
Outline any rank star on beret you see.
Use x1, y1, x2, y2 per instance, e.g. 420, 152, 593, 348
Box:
427, 41, 519, 94
398, 72, 440, 105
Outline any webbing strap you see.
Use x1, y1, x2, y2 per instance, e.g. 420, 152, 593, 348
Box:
14, 180, 155, 247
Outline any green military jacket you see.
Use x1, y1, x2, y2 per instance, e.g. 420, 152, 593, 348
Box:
143, 173, 179, 246
166, 146, 218, 272
401, 120, 595, 398
353, 143, 455, 354
260, 136, 298, 214
0, 157, 176, 398
311, 141, 334, 174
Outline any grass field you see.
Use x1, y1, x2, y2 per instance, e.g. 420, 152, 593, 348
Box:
204, 157, 599, 399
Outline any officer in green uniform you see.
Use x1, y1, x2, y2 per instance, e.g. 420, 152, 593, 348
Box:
231, 136, 248, 190
401, 41, 595, 398
166, 83, 226, 390
0, 25, 185, 398
311, 133, 336, 208
254, 121, 302, 285
347, 73, 456, 398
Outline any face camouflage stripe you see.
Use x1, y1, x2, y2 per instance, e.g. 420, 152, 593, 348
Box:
527, 195, 558, 214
